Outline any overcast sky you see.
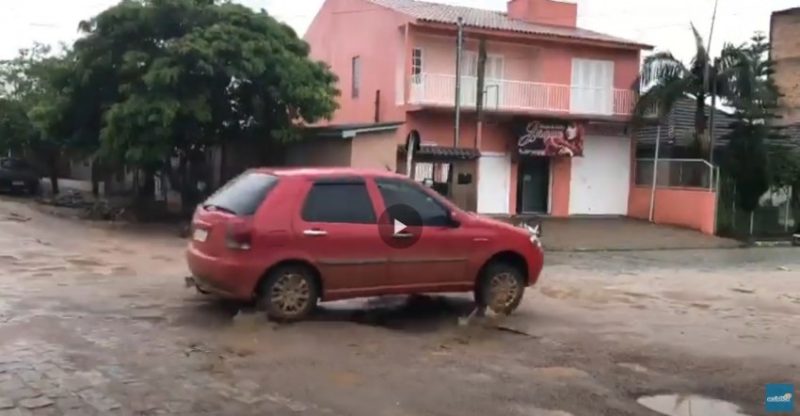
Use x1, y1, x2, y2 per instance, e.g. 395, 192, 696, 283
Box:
1, 0, 797, 63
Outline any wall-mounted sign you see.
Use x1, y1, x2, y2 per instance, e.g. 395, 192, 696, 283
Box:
517, 120, 584, 157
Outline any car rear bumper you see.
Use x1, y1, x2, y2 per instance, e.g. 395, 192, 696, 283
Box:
185, 245, 262, 300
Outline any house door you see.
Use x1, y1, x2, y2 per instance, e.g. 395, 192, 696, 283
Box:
517, 157, 550, 213
569, 136, 631, 215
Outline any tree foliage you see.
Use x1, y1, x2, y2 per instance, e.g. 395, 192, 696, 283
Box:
633, 24, 727, 157
69, 0, 339, 170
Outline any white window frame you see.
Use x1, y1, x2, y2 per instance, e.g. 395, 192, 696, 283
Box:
411, 48, 424, 77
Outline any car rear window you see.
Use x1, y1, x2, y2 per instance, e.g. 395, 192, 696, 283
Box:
203, 172, 278, 216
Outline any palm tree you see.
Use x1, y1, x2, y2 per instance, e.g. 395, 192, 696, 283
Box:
633, 24, 727, 159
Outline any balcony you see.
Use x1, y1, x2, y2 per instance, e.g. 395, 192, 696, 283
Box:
407, 73, 636, 117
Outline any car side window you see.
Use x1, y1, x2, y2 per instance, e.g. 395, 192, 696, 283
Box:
301, 180, 376, 224
375, 178, 450, 227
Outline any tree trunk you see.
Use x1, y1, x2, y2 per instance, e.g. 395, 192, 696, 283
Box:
47, 152, 59, 195
178, 155, 193, 217
90, 157, 100, 197
694, 92, 707, 156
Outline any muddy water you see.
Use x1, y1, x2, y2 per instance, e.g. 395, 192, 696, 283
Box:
637, 394, 751, 416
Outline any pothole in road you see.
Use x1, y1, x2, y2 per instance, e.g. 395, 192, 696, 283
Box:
637, 394, 750, 416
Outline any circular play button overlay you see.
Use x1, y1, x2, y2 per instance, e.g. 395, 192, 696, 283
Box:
378, 204, 423, 249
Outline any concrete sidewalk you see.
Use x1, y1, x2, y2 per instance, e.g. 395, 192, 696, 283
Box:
515, 217, 742, 252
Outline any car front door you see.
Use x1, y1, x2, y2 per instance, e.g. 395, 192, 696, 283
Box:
374, 178, 472, 291
294, 177, 390, 300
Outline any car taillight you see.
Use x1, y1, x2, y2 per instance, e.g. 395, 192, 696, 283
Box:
225, 220, 253, 250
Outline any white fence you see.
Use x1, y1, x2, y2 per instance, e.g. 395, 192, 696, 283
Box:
408, 73, 635, 116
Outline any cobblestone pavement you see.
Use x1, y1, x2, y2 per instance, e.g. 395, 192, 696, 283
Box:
1, 197, 799, 416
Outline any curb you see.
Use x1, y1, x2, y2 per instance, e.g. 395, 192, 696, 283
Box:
546, 244, 747, 253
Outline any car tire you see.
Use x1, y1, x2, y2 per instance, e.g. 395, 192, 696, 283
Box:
258, 265, 319, 322
475, 262, 526, 315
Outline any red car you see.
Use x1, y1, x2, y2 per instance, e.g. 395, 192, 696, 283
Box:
186, 168, 544, 321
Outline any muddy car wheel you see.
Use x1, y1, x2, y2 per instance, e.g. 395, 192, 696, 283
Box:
476, 263, 525, 315
259, 265, 319, 322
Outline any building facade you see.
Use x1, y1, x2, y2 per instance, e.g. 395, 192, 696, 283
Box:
772, 7, 800, 126
301, 0, 650, 216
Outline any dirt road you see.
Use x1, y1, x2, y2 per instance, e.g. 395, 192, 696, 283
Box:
0, 197, 798, 416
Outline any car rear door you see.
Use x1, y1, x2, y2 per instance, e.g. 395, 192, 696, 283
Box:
374, 178, 472, 290
293, 177, 390, 299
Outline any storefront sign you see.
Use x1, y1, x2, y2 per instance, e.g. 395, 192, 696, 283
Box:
517, 120, 584, 157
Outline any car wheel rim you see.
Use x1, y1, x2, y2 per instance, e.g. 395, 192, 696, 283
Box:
270, 273, 311, 316
488, 272, 520, 312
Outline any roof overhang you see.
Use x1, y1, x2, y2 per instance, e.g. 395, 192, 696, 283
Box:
305, 122, 404, 140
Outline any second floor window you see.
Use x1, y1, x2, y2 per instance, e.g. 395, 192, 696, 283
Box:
411, 48, 423, 77
352, 56, 361, 98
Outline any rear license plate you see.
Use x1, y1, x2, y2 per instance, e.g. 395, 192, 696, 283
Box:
11, 181, 24, 186
192, 228, 208, 242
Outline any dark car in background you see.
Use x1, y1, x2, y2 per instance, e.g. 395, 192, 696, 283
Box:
0, 158, 40, 195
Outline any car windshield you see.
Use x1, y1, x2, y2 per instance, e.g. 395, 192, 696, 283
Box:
0, 159, 30, 170
202, 171, 278, 216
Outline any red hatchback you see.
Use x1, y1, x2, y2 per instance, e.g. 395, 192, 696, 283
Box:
186, 168, 544, 321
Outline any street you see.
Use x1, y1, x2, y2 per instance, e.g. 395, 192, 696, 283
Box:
0, 197, 799, 416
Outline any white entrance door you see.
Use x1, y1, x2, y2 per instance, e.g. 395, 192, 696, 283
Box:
569, 136, 631, 215
478, 154, 511, 214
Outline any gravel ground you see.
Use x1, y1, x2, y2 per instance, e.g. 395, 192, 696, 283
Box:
0, 196, 798, 416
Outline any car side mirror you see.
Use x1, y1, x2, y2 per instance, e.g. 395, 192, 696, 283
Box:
449, 210, 462, 228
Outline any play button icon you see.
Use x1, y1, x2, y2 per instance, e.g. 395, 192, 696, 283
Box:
379, 204, 422, 249
394, 219, 407, 236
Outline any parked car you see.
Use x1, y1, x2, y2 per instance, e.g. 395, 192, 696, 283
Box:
0, 158, 40, 195
185, 168, 544, 322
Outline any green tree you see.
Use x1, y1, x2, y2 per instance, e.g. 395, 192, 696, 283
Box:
633, 24, 726, 158
66, 0, 338, 206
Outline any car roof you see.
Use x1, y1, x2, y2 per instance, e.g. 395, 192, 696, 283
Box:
256, 167, 408, 180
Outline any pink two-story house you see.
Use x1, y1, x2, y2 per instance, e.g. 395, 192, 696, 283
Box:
297, 0, 651, 216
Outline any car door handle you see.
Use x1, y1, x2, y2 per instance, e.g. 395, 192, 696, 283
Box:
303, 229, 328, 237
393, 232, 414, 239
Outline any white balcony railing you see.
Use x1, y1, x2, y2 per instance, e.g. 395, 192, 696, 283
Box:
408, 73, 636, 116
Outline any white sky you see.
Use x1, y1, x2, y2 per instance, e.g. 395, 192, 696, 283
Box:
1, 0, 797, 64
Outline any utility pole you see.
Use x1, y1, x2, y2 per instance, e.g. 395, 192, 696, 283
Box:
704, 0, 720, 163
475, 38, 487, 150
649, 124, 662, 222
454, 17, 464, 148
